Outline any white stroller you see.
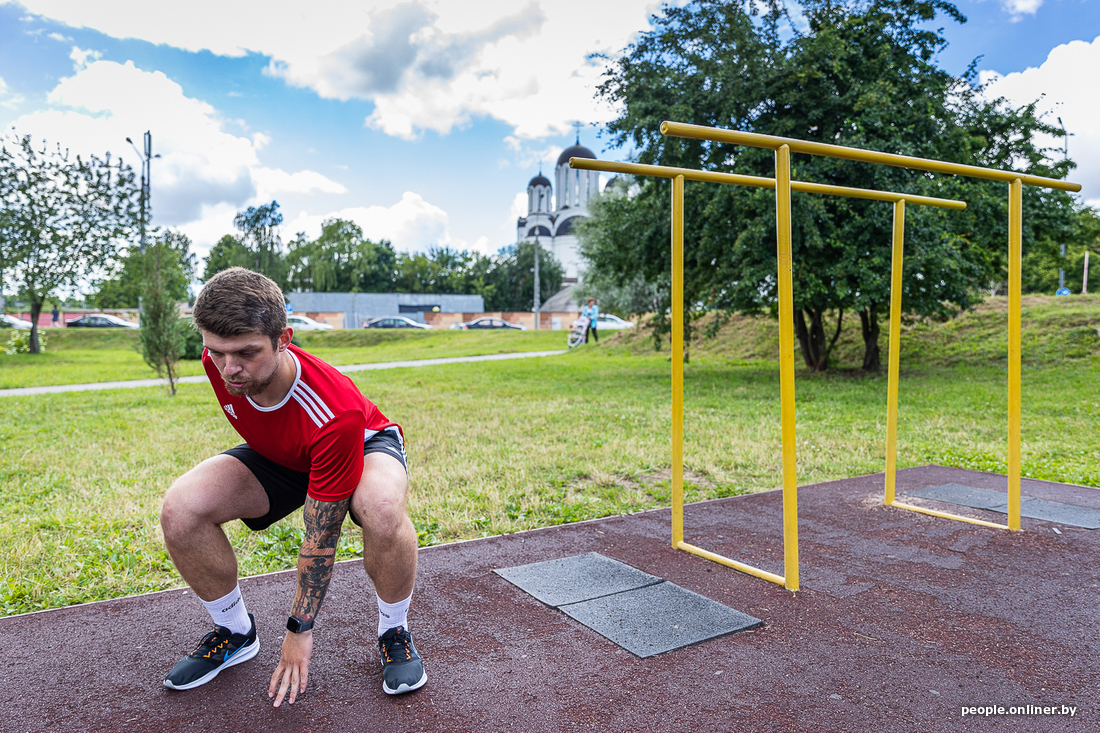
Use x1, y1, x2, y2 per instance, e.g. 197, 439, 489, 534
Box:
567, 315, 590, 349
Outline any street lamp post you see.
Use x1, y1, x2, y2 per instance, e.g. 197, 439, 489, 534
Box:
533, 230, 540, 331
1057, 117, 1070, 293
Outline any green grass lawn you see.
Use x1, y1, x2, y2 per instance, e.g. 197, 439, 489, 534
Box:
2, 344, 1098, 616
0, 327, 567, 389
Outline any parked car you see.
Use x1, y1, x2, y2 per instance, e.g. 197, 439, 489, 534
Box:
66, 313, 139, 329
596, 313, 634, 330
287, 314, 334, 331
363, 316, 433, 330
0, 314, 33, 329
452, 317, 526, 331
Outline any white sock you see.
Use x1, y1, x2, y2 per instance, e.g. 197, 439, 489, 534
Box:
377, 592, 412, 636
201, 584, 251, 635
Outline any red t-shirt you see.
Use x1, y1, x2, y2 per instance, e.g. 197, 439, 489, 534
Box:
203, 344, 399, 501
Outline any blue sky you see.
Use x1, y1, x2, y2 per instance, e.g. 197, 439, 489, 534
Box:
1, 0, 1097, 273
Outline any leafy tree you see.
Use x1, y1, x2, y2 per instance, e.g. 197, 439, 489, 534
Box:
393, 247, 489, 295
140, 236, 186, 394
0, 134, 139, 353
482, 241, 564, 312
93, 230, 196, 308
585, 0, 1075, 370
233, 201, 286, 285
201, 234, 250, 282
285, 219, 397, 292
1021, 204, 1100, 294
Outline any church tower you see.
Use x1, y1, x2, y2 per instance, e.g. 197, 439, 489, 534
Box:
516, 132, 601, 283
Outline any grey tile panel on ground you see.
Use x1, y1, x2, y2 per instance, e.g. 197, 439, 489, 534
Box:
996, 498, 1100, 529
493, 551, 661, 607
905, 483, 1100, 529
904, 483, 1016, 510
559, 582, 763, 658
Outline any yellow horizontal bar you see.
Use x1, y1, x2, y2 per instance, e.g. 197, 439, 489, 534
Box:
659, 121, 1082, 193
887, 501, 1010, 530
571, 157, 966, 209
676, 541, 788, 587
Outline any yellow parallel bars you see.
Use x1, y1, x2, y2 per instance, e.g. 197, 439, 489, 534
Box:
671, 175, 685, 549
571, 158, 966, 591
775, 145, 799, 590
660, 121, 1081, 534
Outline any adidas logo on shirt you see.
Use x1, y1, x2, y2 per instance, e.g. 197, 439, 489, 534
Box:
223, 404, 238, 419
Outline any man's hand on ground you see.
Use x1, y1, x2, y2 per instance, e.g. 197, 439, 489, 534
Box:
269, 630, 313, 707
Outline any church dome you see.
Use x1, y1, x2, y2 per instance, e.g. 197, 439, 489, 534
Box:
528, 174, 551, 188
557, 144, 595, 167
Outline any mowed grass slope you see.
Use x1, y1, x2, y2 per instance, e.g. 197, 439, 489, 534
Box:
606, 294, 1100, 367
2, 296, 1098, 615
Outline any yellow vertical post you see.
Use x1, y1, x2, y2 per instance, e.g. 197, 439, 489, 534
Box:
775, 146, 799, 591
884, 199, 906, 505
1007, 180, 1023, 531
671, 174, 685, 547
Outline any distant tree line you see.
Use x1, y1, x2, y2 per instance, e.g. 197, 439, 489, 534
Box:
198, 202, 564, 312
578, 0, 1100, 371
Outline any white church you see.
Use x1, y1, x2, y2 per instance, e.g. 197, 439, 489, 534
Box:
515, 136, 602, 284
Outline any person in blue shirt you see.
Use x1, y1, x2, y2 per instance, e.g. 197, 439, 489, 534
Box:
581, 298, 599, 343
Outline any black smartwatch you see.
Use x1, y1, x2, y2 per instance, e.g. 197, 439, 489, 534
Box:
286, 616, 314, 633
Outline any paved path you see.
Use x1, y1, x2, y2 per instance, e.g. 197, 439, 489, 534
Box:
0, 350, 568, 397
2, 466, 1096, 732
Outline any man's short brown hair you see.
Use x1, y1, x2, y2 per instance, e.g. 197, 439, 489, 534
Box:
193, 267, 286, 347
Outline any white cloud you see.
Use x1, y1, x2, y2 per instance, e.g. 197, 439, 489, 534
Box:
283, 191, 474, 253
981, 35, 1100, 207
1001, 0, 1043, 20
8, 53, 347, 245
6, 0, 662, 140
0, 76, 24, 109
252, 168, 347, 199
510, 192, 528, 222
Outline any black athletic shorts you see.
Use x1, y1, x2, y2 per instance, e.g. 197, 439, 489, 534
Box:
225, 426, 408, 531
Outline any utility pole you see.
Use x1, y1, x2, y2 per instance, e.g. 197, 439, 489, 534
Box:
126, 131, 158, 323
126, 131, 158, 254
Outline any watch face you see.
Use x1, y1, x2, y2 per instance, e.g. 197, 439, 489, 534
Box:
286, 616, 313, 633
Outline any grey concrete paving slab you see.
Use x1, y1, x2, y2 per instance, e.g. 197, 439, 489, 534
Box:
905, 483, 1023, 510
493, 551, 661, 607
990, 498, 1100, 529
905, 483, 1100, 529
559, 581, 762, 658
1, 465, 1097, 733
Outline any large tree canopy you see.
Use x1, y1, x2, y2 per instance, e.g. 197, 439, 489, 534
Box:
0, 134, 140, 352
285, 218, 397, 293
581, 0, 1080, 370
93, 229, 196, 308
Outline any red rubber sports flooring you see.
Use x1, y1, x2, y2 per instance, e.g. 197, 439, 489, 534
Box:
2, 465, 1096, 733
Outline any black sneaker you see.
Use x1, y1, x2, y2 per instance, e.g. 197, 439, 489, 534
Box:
378, 626, 427, 695
164, 613, 260, 690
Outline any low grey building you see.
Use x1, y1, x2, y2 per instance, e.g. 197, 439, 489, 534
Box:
283, 292, 485, 328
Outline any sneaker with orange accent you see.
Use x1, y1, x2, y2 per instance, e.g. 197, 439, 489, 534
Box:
163, 613, 259, 690
378, 626, 427, 695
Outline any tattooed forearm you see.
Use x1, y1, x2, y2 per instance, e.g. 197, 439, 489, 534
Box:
291, 496, 350, 622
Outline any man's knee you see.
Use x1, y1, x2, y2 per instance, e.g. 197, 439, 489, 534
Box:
160, 470, 213, 535
160, 455, 267, 539
351, 459, 409, 538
